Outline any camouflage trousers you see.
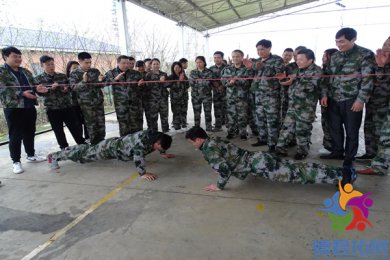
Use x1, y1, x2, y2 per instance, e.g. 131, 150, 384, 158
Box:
226, 87, 248, 135
51, 138, 125, 163
321, 105, 333, 151
254, 92, 281, 146
363, 98, 388, 156
212, 88, 226, 128
248, 91, 258, 134
144, 97, 169, 132
191, 89, 212, 130
281, 86, 289, 123
233, 151, 342, 184
171, 96, 188, 130
277, 104, 316, 155
80, 103, 105, 145
113, 92, 142, 137
370, 107, 390, 175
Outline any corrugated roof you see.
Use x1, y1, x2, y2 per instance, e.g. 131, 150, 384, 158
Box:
127, 0, 316, 32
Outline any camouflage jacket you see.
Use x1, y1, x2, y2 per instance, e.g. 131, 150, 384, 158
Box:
69, 67, 104, 106
289, 63, 322, 107
0, 64, 37, 108
209, 64, 227, 88
322, 44, 376, 103
221, 64, 251, 91
167, 74, 189, 100
251, 54, 285, 94
285, 62, 298, 76
371, 63, 390, 105
34, 72, 72, 110
189, 68, 214, 94
103, 130, 164, 175
144, 70, 169, 101
105, 67, 142, 98
200, 137, 251, 190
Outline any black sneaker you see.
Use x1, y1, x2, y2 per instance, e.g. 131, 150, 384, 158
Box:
340, 166, 358, 188
226, 133, 235, 139
240, 134, 247, 140
252, 140, 267, 147
320, 153, 344, 160
268, 146, 276, 153
294, 153, 307, 160
355, 154, 375, 160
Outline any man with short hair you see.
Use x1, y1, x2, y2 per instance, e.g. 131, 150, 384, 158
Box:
105, 55, 143, 136
69, 52, 106, 145
35, 55, 85, 149
320, 28, 376, 167
185, 126, 355, 191
244, 39, 285, 152
282, 48, 294, 65
221, 50, 250, 139
0, 46, 46, 174
209, 51, 227, 131
48, 130, 175, 180
144, 58, 152, 73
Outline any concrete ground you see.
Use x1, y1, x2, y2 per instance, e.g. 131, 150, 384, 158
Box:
0, 106, 389, 260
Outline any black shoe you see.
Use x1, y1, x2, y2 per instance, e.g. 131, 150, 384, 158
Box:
288, 141, 297, 148
252, 140, 267, 147
355, 154, 375, 160
226, 133, 235, 139
320, 153, 344, 160
268, 146, 276, 153
294, 153, 307, 160
340, 166, 358, 188
275, 149, 288, 157
240, 134, 247, 140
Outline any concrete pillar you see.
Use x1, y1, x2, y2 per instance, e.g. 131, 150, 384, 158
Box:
116, 0, 131, 55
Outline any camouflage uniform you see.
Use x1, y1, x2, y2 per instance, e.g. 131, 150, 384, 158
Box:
362, 63, 390, 157
144, 71, 169, 132
282, 62, 298, 122
320, 64, 333, 151
69, 67, 105, 145
221, 64, 250, 135
105, 68, 143, 136
209, 64, 227, 128
200, 137, 342, 190
167, 74, 189, 130
322, 45, 376, 162
0, 64, 38, 162
51, 130, 164, 176
251, 55, 285, 147
369, 66, 390, 175
276, 63, 322, 156
35, 72, 85, 148
189, 68, 214, 130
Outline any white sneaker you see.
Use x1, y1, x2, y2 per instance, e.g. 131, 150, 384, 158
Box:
13, 162, 24, 174
26, 155, 46, 163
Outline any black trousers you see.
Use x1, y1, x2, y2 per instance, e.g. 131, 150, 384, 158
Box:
328, 98, 363, 164
47, 108, 85, 149
72, 105, 89, 140
4, 108, 37, 163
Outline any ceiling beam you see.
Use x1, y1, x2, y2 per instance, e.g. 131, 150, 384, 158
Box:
183, 0, 221, 25
225, 0, 241, 19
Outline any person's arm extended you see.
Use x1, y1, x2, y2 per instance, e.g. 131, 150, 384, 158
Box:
203, 147, 232, 191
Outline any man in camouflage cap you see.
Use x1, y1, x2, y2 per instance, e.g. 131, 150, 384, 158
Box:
48, 130, 175, 180
186, 126, 355, 192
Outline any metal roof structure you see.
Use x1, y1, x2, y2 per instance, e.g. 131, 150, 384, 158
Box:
126, 0, 317, 32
